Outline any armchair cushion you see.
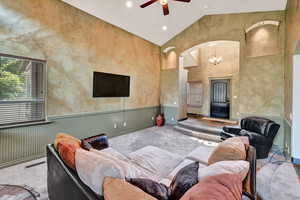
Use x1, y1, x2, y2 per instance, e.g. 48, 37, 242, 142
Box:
243, 131, 268, 145
223, 127, 242, 135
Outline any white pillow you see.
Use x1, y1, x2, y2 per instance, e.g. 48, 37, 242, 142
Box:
186, 145, 215, 165
75, 149, 158, 195
91, 148, 129, 162
198, 160, 250, 181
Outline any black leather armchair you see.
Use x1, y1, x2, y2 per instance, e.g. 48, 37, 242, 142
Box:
221, 117, 280, 159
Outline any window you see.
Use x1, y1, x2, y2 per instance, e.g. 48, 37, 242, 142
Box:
0, 54, 46, 127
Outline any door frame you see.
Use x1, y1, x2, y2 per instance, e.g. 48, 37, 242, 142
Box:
292, 54, 300, 162
209, 76, 233, 119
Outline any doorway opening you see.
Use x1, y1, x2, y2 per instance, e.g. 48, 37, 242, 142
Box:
178, 40, 240, 121
210, 79, 230, 119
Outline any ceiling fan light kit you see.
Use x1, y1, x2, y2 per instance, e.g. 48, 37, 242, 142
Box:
140, 0, 191, 16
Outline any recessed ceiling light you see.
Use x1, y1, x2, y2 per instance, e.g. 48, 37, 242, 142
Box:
126, 1, 133, 8
162, 26, 168, 31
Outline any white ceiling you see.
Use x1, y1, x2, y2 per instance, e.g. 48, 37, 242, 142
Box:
61, 0, 287, 46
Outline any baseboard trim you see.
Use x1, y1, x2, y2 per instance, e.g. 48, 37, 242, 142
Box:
291, 157, 300, 165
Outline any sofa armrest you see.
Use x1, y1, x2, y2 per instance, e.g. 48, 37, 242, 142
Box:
47, 144, 102, 200
222, 126, 242, 135
242, 192, 256, 200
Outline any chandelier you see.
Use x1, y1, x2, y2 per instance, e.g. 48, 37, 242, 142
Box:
208, 56, 223, 65
208, 45, 223, 65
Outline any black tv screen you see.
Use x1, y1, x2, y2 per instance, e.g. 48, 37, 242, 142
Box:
93, 72, 130, 97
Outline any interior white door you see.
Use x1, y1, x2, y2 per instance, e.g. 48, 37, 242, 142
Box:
292, 55, 300, 160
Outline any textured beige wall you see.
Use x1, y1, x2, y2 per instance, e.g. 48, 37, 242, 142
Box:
285, 0, 300, 123
160, 68, 179, 107
0, 0, 161, 116
186, 41, 240, 119
162, 11, 285, 120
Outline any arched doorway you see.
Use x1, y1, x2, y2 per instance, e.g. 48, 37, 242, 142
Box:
178, 40, 240, 120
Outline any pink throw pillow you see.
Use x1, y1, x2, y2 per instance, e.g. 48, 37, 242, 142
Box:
180, 173, 243, 200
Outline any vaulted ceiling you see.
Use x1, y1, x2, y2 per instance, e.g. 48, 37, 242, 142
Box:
61, 0, 287, 46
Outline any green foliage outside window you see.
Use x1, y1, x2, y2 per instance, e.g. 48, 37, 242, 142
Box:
0, 57, 27, 100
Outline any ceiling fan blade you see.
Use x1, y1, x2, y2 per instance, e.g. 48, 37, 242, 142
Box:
173, 0, 191, 2
163, 4, 169, 15
140, 0, 158, 8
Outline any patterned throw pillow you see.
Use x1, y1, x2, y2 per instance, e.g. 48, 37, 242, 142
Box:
81, 134, 109, 151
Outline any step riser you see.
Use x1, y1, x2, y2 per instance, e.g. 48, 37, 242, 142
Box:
177, 123, 221, 135
174, 126, 221, 142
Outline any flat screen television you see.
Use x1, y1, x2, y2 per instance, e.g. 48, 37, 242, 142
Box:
93, 72, 130, 97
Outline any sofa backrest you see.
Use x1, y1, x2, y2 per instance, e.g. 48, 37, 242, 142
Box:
241, 117, 280, 138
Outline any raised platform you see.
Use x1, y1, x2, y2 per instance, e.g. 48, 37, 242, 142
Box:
174, 118, 224, 142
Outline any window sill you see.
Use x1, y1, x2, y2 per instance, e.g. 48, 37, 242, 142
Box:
0, 120, 53, 130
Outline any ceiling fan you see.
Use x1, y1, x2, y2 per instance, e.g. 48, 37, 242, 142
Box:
140, 0, 191, 16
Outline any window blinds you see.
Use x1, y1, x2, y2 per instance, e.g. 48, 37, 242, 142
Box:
0, 55, 46, 127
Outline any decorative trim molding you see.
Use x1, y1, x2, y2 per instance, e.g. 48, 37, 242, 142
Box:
245, 20, 281, 33
48, 106, 159, 120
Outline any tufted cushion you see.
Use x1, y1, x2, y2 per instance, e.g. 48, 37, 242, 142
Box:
208, 137, 246, 165
104, 177, 157, 200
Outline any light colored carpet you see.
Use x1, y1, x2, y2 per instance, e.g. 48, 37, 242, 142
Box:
0, 125, 297, 200
0, 157, 47, 200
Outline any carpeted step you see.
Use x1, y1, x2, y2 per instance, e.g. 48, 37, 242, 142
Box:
174, 125, 221, 142
177, 119, 223, 135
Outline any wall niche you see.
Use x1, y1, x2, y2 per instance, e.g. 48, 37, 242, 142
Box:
246, 21, 281, 57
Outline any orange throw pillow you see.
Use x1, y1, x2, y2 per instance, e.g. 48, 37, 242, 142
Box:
54, 133, 81, 150
57, 139, 81, 170
208, 137, 246, 165
180, 174, 243, 200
